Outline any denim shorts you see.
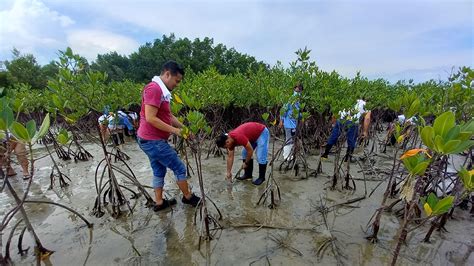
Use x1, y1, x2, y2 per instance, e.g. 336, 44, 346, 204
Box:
137, 138, 187, 188
241, 127, 270, 164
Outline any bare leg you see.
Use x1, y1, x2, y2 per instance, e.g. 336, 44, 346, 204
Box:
362, 111, 371, 138
154, 188, 163, 205
177, 180, 192, 199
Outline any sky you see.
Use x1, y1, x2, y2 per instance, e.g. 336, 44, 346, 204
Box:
0, 0, 472, 83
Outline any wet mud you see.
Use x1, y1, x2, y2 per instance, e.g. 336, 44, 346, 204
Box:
2, 139, 473, 265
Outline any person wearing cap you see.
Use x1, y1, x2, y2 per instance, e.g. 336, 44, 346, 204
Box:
137, 60, 200, 211
215, 122, 270, 185
279, 83, 303, 161
321, 98, 367, 161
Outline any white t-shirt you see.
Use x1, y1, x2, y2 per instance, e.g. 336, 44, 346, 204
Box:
98, 114, 107, 124
339, 99, 366, 121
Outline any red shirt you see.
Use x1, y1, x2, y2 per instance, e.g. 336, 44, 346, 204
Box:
229, 122, 265, 148
137, 82, 172, 140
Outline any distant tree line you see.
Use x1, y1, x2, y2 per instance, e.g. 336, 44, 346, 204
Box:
0, 33, 267, 89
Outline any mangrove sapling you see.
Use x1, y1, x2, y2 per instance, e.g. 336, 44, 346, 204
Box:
67, 128, 93, 162
365, 116, 417, 242
176, 137, 195, 179
389, 150, 434, 266
416, 112, 474, 240
1, 113, 89, 263
182, 117, 223, 248
365, 141, 402, 242
388, 120, 471, 265
43, 138, 71, 189
4, 179, 54, 262
173, 93, 224, 245
47, 49, 154, 217
51, 132, 71, 161
268, 232, 303, 256
329, 127, 349, 190
91, 122, 154, 218
313, 196, 347, 265
278, 125, 310, 178
92, 150, 154, 218
3, 219, 23, 263
111, 145, 130, 162
204, 106, 226, 160
257, 131, 282, 209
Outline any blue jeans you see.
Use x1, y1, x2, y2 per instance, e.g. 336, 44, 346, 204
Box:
327, 120, 359, 149
137, 138, 187, 189
241, 127, 269, 164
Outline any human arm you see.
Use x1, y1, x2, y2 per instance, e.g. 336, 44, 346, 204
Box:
226, 149, 235, 180
171, 114, 184, 128
144, 105, 181, 136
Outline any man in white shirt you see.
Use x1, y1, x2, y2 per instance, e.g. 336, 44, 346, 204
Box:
321, 98, 367, 161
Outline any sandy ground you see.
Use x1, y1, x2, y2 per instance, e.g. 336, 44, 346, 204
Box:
1, 137, 473, 266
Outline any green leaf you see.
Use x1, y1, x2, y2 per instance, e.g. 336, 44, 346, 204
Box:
421, 126, 435, 150
262, 112, 269, 121
442, 139, 461, 154
26, 120, 36, 139
458, 132, 473, 141
426, 192, 438, 208
0, 105, 14, 130
11, 98, 24, 113
405, 98, 420, 118
32, 113, 50, 143
433, 111, 455, 139
52, 95, 63, 109
57, 131, 70, 145
432, 196, 454, 215
460, 119, 474, 133
9, 122, 30, 142
459, 168, 474, 191
412, 161, 430, 176
445, 125, 460, 141
0, 119, 6, 131
434, 135, 444, 153
449, 140, 474, 154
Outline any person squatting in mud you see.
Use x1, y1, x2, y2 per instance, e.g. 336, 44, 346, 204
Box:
216, 122, 270, 186
137, 60, 200, 212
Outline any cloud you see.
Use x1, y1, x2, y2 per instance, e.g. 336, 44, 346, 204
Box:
0, 0, 74, 62
2, 0, 473, 82
62, 0, 471, 79
66, 30, 139, 62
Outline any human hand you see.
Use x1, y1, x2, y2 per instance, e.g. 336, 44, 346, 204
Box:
179, 127, 191, 139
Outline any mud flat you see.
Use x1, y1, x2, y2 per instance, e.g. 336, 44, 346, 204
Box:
2, 140, 473, 265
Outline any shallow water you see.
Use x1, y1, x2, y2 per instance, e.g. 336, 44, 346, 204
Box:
1, 139, 473, 265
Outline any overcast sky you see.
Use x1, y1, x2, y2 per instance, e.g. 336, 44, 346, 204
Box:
0, 0, 472, 83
